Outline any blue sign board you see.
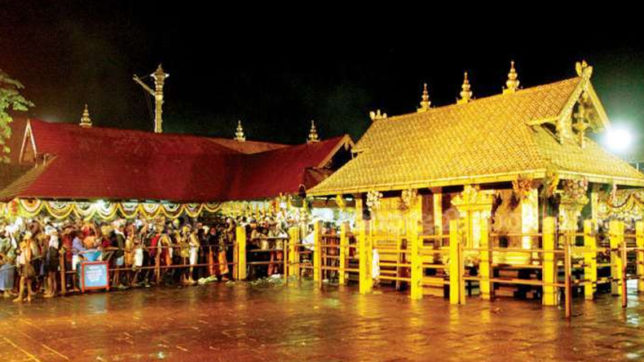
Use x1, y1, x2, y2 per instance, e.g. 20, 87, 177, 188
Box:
81, 261, 110, 292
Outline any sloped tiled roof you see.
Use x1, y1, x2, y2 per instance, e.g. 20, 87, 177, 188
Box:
310, 76, 644, 196
0, 119, 351, 202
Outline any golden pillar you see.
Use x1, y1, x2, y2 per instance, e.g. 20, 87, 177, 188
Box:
449, 220, 464, 304
637, 221, 644, 292
288, 226, 300, 278
609, 220, 624, 296
235, 226, 247, 280
542, 217, 557, 306
583, 220, 597, 300
313, 220, 322, 287
339, 222, 349, 285
451, 185, 494, 301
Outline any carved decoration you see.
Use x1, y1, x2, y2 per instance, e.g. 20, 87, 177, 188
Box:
400, 188, 418, 210
366, 190, 383, 211
512, 174, 533, 201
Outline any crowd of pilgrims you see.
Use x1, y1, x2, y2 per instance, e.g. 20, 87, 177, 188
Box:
0, 215, 294, 302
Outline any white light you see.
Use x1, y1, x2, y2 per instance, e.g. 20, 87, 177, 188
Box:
604, 126, 633, 154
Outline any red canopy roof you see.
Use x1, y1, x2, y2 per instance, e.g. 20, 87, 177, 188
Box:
0, 119, 352, 202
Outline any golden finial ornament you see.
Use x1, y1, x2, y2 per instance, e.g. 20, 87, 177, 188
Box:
369, 109, 387, 121
307, 120, 320, 143
417, 83, 431, 112
575, 60, 593, 79
79, 104, 92, 128
573, 93, 590, 148
234, 120, 246, 142
457, 72, 473, 104
503, 61, 520, 94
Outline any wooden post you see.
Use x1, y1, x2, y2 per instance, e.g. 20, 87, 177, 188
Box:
479, 216, 491, 300
283, 236, 288, 282
563, 232, 573, 319
358, 221, 372, 294
542, 216, 557, 306
449, 220, 463, 305
583, 220, 597, 300
637, 221, 644, 293
313, 220, 322, 287
288, 226, 300, 278
59, 252, 67, 296
155, 247, 161, 283
339, 222, 349, 285
235, 226, 247, 280
410, 228, 422, 300
621, 235, 628, 308
609, 220, 623, 296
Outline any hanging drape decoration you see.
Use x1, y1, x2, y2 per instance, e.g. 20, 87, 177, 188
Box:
597, 190, 644, 221
1, 198, 223, 220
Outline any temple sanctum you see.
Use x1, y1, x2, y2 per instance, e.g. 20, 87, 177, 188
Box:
309, 61, 644, 306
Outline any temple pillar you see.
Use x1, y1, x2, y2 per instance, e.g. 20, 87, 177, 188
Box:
521, 188, 539, 264
313, 220, 322, 287
583, 220, 597, 300
542, 217, 557, 306
451, 185, 494, 302
235, 226, 247, 280
339, 222, 349, 285
288, 226, 300, 277
609, 220, 624, 296
637, 221, 644, 292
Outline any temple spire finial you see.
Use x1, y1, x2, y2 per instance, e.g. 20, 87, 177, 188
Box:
369, 109, 387, 121
234, 120, 246, 142
307, 120, 320, 143
79, 104, 92, 128
503, 60, 520, 94
575, 60, 593, 79
457, 72, 473, 104
417, 83, 431, 112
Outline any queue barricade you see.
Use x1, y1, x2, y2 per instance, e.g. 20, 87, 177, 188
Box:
370, 232, 412, 290
416, 233, 450, 299
246, 236, 289, 282
447, 217, 644, 318
62, 242, 241, 293
286, 221, 359, 287
449, 217, 569, 315
318, 222, 359, 286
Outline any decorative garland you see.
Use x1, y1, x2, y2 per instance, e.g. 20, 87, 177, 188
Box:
1, 199, 223, 220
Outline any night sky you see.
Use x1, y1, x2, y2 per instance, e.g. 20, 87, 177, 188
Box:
1, 3, 643, 154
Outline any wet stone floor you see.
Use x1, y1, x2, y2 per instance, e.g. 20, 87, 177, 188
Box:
1, 280, 644, 361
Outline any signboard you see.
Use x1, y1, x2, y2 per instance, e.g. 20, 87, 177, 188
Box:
80, 261, 110, 292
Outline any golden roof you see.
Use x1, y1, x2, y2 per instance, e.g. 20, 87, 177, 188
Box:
310, 74, 644, 196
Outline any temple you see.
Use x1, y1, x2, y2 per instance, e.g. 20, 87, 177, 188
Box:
309, 61, 644, 303
0, 116, 353, 219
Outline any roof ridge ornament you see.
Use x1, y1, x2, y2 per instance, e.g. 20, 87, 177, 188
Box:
457, 72, 473, 104
575, 60, 593, 79
417, 83, 431, 112
79, 104, 92, 128
573, 91, 591, 148
307, 120, 320, 143
234, 120, 246, 142
503, 61, 520, 94
369, 109, 387, 121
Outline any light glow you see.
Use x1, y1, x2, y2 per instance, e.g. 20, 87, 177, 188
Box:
604, 126, 633, 154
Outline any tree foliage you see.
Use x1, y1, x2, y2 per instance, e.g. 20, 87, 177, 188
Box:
0, 69, 33, 163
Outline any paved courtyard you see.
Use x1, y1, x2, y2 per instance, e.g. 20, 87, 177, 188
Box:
0, 280, 643, 361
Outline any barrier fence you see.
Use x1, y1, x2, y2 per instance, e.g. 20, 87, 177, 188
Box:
56, 218, 644, 318
285, 217, 644, 319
